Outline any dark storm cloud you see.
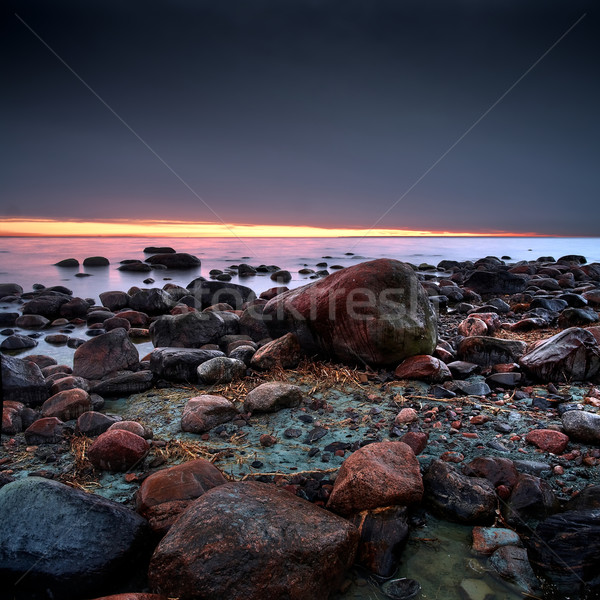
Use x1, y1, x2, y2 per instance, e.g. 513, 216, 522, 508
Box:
1, 0, 598, 234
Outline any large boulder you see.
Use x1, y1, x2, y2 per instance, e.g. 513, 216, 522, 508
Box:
519, 327, 600, 382
0, 477, 150, 600
87, 429, 150, 472
244, 382, 304, 413
90, 371, 154, 396
181, 395, 238, 433
148, 481, 358, 600
150, 311, 226, 348
41, 388, 91, 420
21, 294, 70, 319
463, 270, 528, 295
129, 289, 175, 315
327, 441, 423, 516
1, 354, 48, 406
197, 356, 246, 384
73, 328, 139, 380
144, 253, 201, 268
502, 473, 559, 531
186, 279, 256, 309
262, 259, 437, 366
149, 348, 225, 382
457, 336, 527, 367
249, 332, 303, 370
561, 410, 600, 444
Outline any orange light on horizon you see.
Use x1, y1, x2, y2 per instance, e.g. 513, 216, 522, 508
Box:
0, 218, 547, 238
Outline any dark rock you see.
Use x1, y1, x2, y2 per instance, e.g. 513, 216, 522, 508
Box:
250, 332, 303, 369
529, 297, 568, 312
0, 477, 150, 600
558, 307, 599, 328
262, 259, 437, 367
457, 336, 527, 367
1, 333, 38, 350
0, 312, 19, 327
228, 344, 256, 365
22, 294, 70, 319
116, 310, 150, 328
489, 545, 541, 596
129, 289, 175, 315
76, 411, 120, 436
486, 372, 522, 388
149, 348, 225, 382
186, 279, 256, 309
148, 481, 358, 600
100, 291, 130, 311
144, 246, 176, 254
244, 382, 304, 413
1, 355, 48, 406
502, 473, 558, 531
463, 270, 528, 295
562, 410, 600, 444
197, 356, 246, 384
181, 395, 238, 433
455, 379, 492, 396
144, 253, 200, 268
41, 388, 91, 420
462, 456, 519, 488
91, 370, 154, 396
88, 429, 149, 471
15, 314, 50, 329
239, 302, 271, 341
394, 354, 451, 383
50, 375, 89, 395
118, 262, 153, 272
423, 460, 497, 524
150, 310, 226, 348
447, 361, 480, 379
24, 417, 65, 444
83, 256, 110, 266
270, 269, 292, 283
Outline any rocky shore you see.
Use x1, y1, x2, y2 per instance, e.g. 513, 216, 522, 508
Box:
2, 252, 600, 600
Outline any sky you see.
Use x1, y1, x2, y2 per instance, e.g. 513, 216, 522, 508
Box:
1, 0, 598, 237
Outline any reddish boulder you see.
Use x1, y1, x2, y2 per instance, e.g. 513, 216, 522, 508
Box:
525, 429, 569, 454
87, 429, 149, 472
457, 336, 527, 367
49, 375, 89, 395
327, 442, 423, 516
148, 481, 358, 600
250, 332, 303, 370
462, 456, 519, 489
457, 316, 488, 337
76, 411, 120, 437
262, 259, 437, 367
2, 400, 25, 434
394, 354, 451, 383
399, 431, 428, 455
472, 526, 521, 555
244, 382, 304, 413
181, 395, 238, 433
24, 417, 65, 444
41, 388, 91, 420
116, 310, 150, 328
108, 420, 153, 439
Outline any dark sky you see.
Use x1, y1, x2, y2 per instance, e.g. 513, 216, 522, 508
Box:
1, 0, 598, 235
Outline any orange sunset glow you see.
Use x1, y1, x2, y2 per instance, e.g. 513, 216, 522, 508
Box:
0, 218, 545, 238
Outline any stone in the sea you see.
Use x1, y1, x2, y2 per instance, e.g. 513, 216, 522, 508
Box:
327, 441, 423, 516
144, 246, 176, 254
0, 333, 38, 350
14, 314, 49, 329
99, 290, 130, 311
54, 257, 79, 267
129, 289, 175, 315
463, 269, 528, 295
0, 477, 150, 599
150, 310, 226, 348
262, 259, 437, 367
144, 252, 200, 268
181, 395, 238, 433
471, 526, 521, 555
186, 279, 256, 309
83, 256, 110, 266
488, 545, 541, 596
244, 382, 304, 413
73, 328, 139, 380
148, 481, 358, 600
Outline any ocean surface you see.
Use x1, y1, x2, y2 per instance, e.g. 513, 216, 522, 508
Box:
1, 235, 599, 302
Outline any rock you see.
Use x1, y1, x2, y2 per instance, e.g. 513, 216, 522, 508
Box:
457, 336, 527, 367
149, 348, 225, 382
181, 395, 238, 433
15, 314, 50, 329
447, 360, 480, 379
270, 269, 292, 283
0, 283, 23, 296
381, 578, 421, 600
118, 261, 152, 272
527, 509, 600, 597
0, 311, 18, 326
262, 259, 437, 367
89, 594, 167, 600
83, 256, 110, 266
136, 459, 228, 535
91, 370, 154, 396
144, 246, 176, 254
100, 291, 130, 311
45, 333, 69, 345
50, 375, 89, 395
129, 289, 175, 315
73, 328, 139, 380
562, 410, 600, 444
486, 372, 522, 388
244, 382, 304, 413
148, 481, 358, 600
1, 333, 38, 349
558, 307, 599, 328
351, 506, 409, 578
394, 354, 451, 383
108, 420, 153, 440
489, 545, 541, 596
88, 309, 115, 324
144, 253, 201, 268
150, 310, 226, 348
104, 316, 132, 331
472, 526, 521, 555
259, 286, 289, 300
41, 388, 92, 420
118, 310, 150, 328
0, 477, 149, 600
23, 417, 65, 444
87, 429, 150, 472
455, 379, 491, 396
327, 441, 423, 516
25, 354, 57, 369
399, 431, 428, 455
22, 294, 70, 319
76, 411, 120, 436
394, 407, 418, 425
423, 460, 497, 524
519, 327, 600, 382
525, 429, 569, 454
229, 344, 256, 365
502, 473, 558, 531
186, 279, 256, 309
583, 289, 600, 307
462, 456, 519, 489
458, 579, 495, 600
0, 355, 49, 406
250, 332, 303, 369
457, 316, 488, 337
463, 270, 528, 295
197, 356, 246, 384
239, 302, 271, 341
2, 400, 25, 434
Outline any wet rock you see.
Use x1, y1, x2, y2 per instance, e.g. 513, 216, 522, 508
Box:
489, 545, 541, 596
83, 256, 109, 266
87, 429, 150, 472
423, 460, 497, 524
41, 388, 91, 420
54, 258, 79, 267
2, 400, 25, 434
525, 428, 569, 454
24, 417, 65, 444
447, 361, 480, 379
144, 246, 176, 254
455, 379, 491, 396
50, 375, 89, 395
228, 344, 256, 365
1, 333, 38, 350
181, 395, 238, 433
76, 411, 120, 436
558, 306, 599, 328
99, 290, 130, 311
399, 431, 428, 455
136, 459, 228, 536
463, 270, 528, 295
327, 441, 423, 516
457, 336, 527, 367
458, 579, 495, 600
108, 420, 153, 440
116, 309, 150, 328
148, 481, 358, 600
566, 485, 600, 511
1, 355, 48, 406
244, 382, 304, 413
239, 302, 271, 341
351, 506, 409, 578
502, 473, 558, 531
22, 294, 70, 319
263, 259, 437, 367
381, 578, 421, 600
104, 316, 132, 331
250, 332, 303, 369
270, 269, 292, 283
486, 372, 522, 388
394, 354, 451, 383
0, 312, 19, 326
15, 314, 50, 329
462, 457, 518, 490
149, 347, 224, 382
520, 327, 600, 382
562, 410, 600, 444
197, 356, 246, 384
187, 279, 256, 309
118, 261, 152, 272
150, 310, 226, 348
0, 477, 150, 600
73, 328, 139, 380
457, 316, 488, 337
472, 526, 521, 555
144, 252, 200, 269
91, 370, 154, 396
129, 289, 175, 315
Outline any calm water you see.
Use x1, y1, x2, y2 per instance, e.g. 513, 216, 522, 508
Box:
1, 236, 599, 302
